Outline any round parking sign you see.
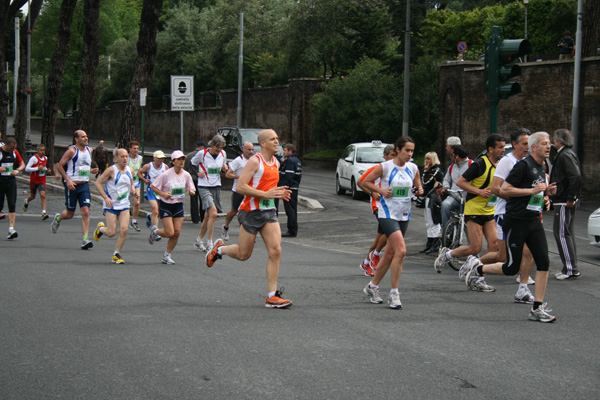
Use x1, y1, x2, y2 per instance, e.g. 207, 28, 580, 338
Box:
457, 41, 467, 53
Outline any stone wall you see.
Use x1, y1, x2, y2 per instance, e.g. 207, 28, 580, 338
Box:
438, 57, 600, 193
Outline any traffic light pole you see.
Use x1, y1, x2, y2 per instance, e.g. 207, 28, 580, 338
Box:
489, 26, 500, 134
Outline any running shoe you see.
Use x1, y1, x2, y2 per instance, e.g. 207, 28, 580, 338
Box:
94, 222, 105, 241
206, 239, 224, 267
434, 247, 449, 273
466, 270, 496, 292
41, 212, 49, 220
7, 230, 18, 239
529, 303, 556, 323
360, 260, 375, 277
369, 250, 380, 270
81, 240, 94, 250
514, 287, 535, 304
265, 288, 293, 309
363, 283, 383, 304
130, 221, 140, 232
388, 291, 403, 309
555, 272, 581, 280
145, 212, 152, 228
148, 226, 158, 245
23, 202, 28, 212
194, 238, 207, 252
221, 225, 229, 241
0, 212, 5, 220
155, 235, 162, 241
162, 254, 175, 265
112, 253, 125, 264
459, 255, 480, 282
51, 213, 61, 233
516, 276, 536, 285
206, 240, 214, 253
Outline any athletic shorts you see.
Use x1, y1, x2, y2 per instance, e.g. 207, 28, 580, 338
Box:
378, 218, 409, 238
198, 186, 222, 213
374, 212, 384, 235
145, 185, 158, 201
495, 214, 505, 240
158, 200, 184, 219
465, 214, 494, 226
238, 209, 278, 235
65, 182, 91, 211
104, 207, 130, 216
30, 182, 46, 194
134, 179, 141, 189
231, 191, 244, 212
0, 180, 17, 213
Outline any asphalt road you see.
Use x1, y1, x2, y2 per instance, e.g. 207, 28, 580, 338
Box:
1, 168, 599, 399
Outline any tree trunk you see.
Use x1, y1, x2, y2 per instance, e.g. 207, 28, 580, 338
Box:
41, 0, 79, 166
0, 0, 28, 135
582, 0, 600, 58
76, 0, 100, 133
117, 0, 164, 149
14, 0, 43, 158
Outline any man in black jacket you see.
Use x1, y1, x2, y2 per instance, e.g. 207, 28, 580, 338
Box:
550, 129, 582, 280
185, 141, 206, 224
278, 144, 302, 237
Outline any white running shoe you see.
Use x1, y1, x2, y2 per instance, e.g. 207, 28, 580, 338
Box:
434, 247, 450, 273
221, 225, 230, 241
363, 284, 383, 304
516, 276, 535, 285
529, 303, 556, 323
459, 255, 480, 282
51, 213, 61, 233
162, 254, 175, 265
388, 291, 402, 309
514, 287, 535, 304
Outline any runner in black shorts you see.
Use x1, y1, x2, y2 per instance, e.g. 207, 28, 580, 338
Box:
460, 132, 558, 323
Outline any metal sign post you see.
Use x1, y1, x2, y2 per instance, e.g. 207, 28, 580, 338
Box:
140, 88, 147, 202
170, 75, 194, 153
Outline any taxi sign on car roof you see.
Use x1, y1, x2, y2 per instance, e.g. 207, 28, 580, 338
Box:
371, 140, 383, 146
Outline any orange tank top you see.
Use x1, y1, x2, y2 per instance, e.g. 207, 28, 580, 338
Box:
239, 153, 280, 212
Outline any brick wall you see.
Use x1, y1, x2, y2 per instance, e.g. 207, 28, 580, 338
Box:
438, 57, 600, 193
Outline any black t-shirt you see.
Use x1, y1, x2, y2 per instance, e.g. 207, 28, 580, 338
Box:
505, 155, 547, 219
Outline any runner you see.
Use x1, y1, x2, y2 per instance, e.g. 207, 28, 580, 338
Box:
0, 137, 26, 239
221, 141, 254, 241
360, 136, 424, 309
127, 141, 143, 232
23, 144, 50, 220
93, 148, 137, 264
460, 132, 558, 322
148, 151, 196, 264
138, 150, 168, 238
191, 135, 229, 252
356, 144, 396, 276
205, 129, 293, 309
51, 130, 99, 249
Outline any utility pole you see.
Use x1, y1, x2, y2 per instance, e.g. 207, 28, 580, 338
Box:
236, 13, 243, 128
570, 0, 583, 153
13, 17, 19, 119
402, 0, 410, 137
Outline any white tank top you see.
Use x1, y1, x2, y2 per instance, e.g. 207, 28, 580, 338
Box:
104, 165, 133, 210
376, 160, 419, 221
146, 162, 167, 185
66, 145, 92, 182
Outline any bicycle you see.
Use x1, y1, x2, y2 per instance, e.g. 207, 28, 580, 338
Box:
440, 190, 468, 271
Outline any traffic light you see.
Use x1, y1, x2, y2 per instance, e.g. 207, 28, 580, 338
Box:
497, 38, 531, 99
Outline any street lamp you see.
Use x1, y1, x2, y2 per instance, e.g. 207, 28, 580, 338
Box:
524, 0, 529, 62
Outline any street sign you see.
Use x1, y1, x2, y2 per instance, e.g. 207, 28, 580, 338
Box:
170, 75, 194, 111
457, 41, 467, 53
140, 88, 147, 107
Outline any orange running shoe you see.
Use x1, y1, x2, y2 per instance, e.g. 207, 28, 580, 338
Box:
369, 250, 380, 270
205, 239, 224, 267
265, 289, 293, 309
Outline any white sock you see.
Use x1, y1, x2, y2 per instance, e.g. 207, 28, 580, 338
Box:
268, 291, 276, 298
8, 227, 14, 233
369, 281, 378, 289
113, 251, 119, 255
519, 283, 528, 290
390, 288, 399, 295
24, 200, 28, 205
132, 219, 137, 223
373, 250, 380, 256
446, 250, 453, 259
164, 252, 171, 257
42, 210, 46, 214
217, 247, 223, 256
363, 258, 370, 265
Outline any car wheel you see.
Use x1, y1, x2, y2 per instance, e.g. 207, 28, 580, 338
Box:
335, 175, 345, 195
351, 178, 361, 200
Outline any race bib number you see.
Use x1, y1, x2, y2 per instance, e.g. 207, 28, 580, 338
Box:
1, 163, 13, 176
259, 198, 275, 209
207, 167, 221, 175
392, 186, 411, 198
39, 167, 47, 176
117, 189, 129, 201
527, 194, 544, 212
133, 175, 139, 182
171, 182, 186, 199
78, 166, 90, 178
486, 194, 498, 207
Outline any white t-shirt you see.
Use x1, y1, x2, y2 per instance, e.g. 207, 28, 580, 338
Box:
151, 168, 195, 204
228, 155, 250, 192
191, 149, 226, 187
376, 160, 419, 221
493, 152, 519, 216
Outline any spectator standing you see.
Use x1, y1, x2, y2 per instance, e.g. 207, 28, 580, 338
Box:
185, 141, 206, 224
420, 152, 444, 254
438, 145, 471, 229
278, 143, 302, 237
93, 140, 108, 178
550, 129, 582, 280
558, 31, 574, 60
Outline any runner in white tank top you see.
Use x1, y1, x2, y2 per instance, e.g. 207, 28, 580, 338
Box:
137, 150, 169, 231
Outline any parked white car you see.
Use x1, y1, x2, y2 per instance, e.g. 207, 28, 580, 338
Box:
335, 140, 389, 199
588, 207, 600, 247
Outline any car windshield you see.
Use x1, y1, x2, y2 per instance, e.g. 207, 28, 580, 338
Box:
356, 147, 385, 163
240, 130, 261, 145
